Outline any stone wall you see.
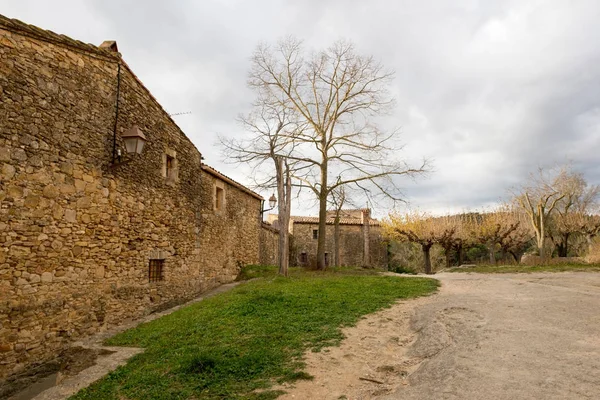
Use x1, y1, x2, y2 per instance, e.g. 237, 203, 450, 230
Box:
0, 16, 261, 380
259, 223, 280, 266
290, 222, 387, 268
199, 166, 261, 277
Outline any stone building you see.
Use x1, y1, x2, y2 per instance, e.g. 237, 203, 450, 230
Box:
269, 209, 388, 268
0, 15, 266, 381
259, 222, 280, 266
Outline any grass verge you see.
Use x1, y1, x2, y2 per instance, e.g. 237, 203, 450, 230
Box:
71, 266, 438, 400
447, 263, 600, 274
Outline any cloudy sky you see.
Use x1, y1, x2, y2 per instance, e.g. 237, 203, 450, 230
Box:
3, 0, 600, 216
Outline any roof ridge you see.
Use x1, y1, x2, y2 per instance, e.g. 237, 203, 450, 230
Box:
201, 164, 263, 200
0, 14, 118, 60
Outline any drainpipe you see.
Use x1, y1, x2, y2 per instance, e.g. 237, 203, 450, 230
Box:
111, 63, 121, 164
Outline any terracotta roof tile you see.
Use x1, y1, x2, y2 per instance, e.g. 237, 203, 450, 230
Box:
290, 216, 380, 226
201, 164, 263, 200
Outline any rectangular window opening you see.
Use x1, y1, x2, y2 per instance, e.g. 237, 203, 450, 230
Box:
215, 187, 224, 211
149, 259, 164, 282
166, 155, 174, 180
325, 252, 330, 266
312, 229, 318, 239
300, 252, 308, 264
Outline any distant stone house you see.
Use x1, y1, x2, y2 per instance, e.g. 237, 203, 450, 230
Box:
269, 209, 388, 268
0, 15, 269, 381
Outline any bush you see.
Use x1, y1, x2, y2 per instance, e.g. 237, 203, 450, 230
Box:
388, 264, 417, 274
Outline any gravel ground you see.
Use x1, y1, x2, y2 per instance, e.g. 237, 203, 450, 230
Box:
282, 272, 600, 400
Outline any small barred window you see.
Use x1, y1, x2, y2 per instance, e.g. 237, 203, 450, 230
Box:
149, 259, 164, 282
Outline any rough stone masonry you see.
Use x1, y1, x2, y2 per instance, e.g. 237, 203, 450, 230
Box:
0, 14, 269, 381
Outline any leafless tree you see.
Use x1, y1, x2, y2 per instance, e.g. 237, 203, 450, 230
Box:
430, 215, 458, 270
496, 208, 534, 263
384, 212, 440, 274
515, 165, 599, 259
249, 37, 428, 269
220, 93, 303, 276
515, 167, 565, 259
468, 209, 521, 264
549, 166, 599, 256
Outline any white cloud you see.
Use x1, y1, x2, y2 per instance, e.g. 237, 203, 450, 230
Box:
2, 0, 599, 217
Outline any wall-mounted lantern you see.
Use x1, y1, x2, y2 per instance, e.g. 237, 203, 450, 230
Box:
112, 125, 147, 167
268, 193, 277, 209
121, 125, 147, 155
260, 193, 277, 220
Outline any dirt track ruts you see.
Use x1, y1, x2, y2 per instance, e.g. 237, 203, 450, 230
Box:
281, 272, 600, 400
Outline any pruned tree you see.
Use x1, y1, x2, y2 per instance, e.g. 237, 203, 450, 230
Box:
496, 208, 534, 263
219, 92, 303, 277
451, 214, 477, 266
564, 212, 600, 255
383, 212, 438, 274
431, 215, 458, 269
548, 166, 599, 256
249, 37, 428, 269
469, 210, 519, 264
515, 167, 566, 259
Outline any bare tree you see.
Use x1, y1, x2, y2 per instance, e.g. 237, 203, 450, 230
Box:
220, 93, 302, 276
249, 37, 428, 269
451, 214, 478, 266
383, 212, 439, 274
430, 215, 458, 270
469, 210, 520, 264
496, 208, 534, 263
578, 214, 600, 255
549, 166, 599, 256
515, 167, 565, 259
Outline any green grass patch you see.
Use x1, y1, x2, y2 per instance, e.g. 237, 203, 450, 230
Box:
447, 263, 600, 274
236, 265, 382, 281
71, 268, 438, 400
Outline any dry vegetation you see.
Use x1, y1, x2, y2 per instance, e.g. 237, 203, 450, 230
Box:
383, 165, 600, 273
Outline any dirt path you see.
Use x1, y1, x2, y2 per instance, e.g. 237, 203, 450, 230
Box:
279, 272, 600, 400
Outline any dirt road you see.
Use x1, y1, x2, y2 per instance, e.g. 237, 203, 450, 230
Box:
280, 272, 600, 400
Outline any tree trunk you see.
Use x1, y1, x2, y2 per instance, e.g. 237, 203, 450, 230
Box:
538, 209, 547, 259
557, 233, 569, 257
422, 244, 433, 274
334, 216, 340, 267
500, 248, 507, 263
488, 243, 496, 264
316, 183, 328, 270
509, 250, 524, 264
587, 234, 594, 255
444, 247, 451, 269
456, 245, 463, 266
538, 235, 546, 259
275, 157, 291, 277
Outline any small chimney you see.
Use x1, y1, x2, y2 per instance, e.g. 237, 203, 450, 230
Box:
361, 209, 371, 224
99, 40, 119, 52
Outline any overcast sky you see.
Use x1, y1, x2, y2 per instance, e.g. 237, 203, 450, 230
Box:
3, 0, 599, 216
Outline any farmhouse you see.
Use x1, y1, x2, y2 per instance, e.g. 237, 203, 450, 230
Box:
269, 208, 388, 268
0, 14, 274, 380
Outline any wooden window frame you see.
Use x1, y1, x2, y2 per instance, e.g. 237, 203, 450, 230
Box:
312, 229, 318, 240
